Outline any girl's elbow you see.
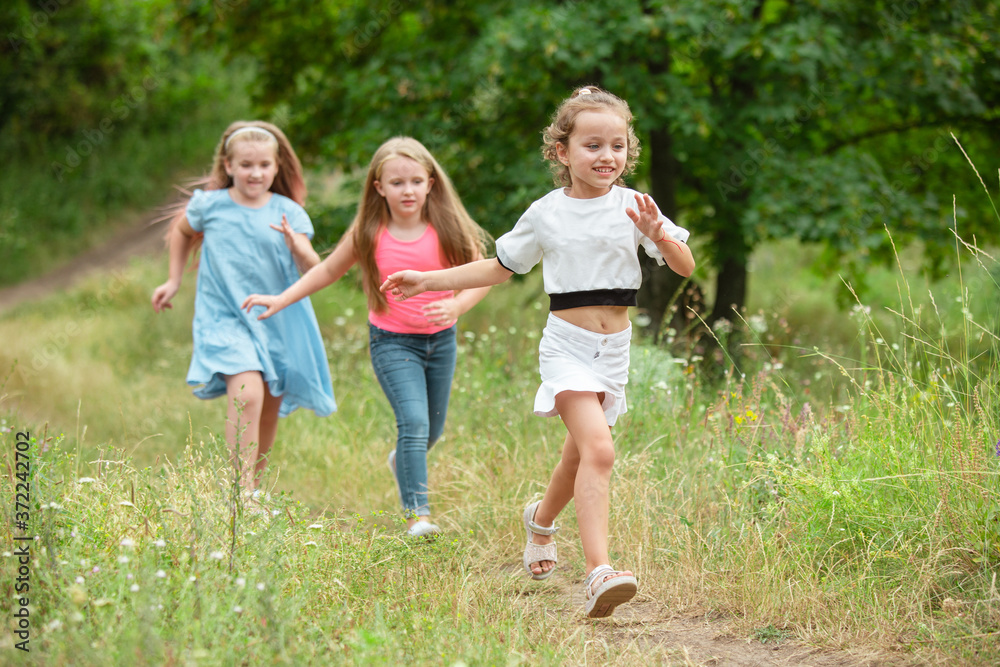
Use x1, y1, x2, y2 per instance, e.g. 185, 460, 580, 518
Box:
492, 261, 514, 284
673, 258, 695, 278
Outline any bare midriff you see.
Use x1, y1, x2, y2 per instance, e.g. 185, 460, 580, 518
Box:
552, 305, 630, 334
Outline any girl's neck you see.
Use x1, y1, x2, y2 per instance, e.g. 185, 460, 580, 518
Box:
228, 187, 273, 209
385, 214, 428, 241
564, 183, 614, 200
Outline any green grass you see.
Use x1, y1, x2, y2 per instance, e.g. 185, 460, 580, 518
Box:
1, 208, 999, 663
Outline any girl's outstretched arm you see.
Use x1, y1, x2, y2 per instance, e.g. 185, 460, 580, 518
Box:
419, 253, 494, 326
271, 214, 321, 273
382, 257, 512, 301
151, 216, 197, 313
243, 232, 359, 320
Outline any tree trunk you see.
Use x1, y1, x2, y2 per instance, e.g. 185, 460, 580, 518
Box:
709, 251, 748, 325
636, 128, 686, 340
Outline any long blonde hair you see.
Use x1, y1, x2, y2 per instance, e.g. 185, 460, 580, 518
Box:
541, 86, 641, 188
351, 137, 488, 313
166, 121, 307, 256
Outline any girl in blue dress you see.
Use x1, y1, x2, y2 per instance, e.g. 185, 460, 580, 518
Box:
151, 121, 336, 492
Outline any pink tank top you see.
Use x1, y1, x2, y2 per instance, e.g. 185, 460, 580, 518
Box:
368, 224, 456, 334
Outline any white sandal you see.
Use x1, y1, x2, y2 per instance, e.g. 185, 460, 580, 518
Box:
584, 564, 637, 618
523, 500, 558, 580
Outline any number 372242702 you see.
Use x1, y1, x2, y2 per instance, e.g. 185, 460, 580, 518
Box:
15, 431, 31, 530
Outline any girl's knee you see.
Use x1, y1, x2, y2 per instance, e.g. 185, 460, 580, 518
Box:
396, 415, 431, 444
582, 438, 616, 472
229, 384, 265, 417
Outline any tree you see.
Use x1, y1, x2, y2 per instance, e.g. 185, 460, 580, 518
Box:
0, 1, 179, 148
185, 0, 1000, 337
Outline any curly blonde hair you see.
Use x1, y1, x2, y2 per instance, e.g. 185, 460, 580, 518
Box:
541, 86, 641, 187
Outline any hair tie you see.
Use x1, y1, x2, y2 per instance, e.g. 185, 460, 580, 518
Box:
225, 126, 278, 149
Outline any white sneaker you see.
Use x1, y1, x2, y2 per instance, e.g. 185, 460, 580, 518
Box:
406, 520, 441, 538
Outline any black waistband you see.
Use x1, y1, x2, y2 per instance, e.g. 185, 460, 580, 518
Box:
548, 289, 637, 311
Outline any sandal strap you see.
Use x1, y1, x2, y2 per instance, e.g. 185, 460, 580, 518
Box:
583, 564, 616, 594
527, 518, 559, 536
523, 541, 558, 564
526, 501, 559, 536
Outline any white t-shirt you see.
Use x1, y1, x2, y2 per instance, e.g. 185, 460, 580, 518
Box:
495, 185, 690, 310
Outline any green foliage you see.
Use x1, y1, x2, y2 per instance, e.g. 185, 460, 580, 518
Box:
182, 0, 1000, 327
0, 49, 253, 287
1, 0, 170, 146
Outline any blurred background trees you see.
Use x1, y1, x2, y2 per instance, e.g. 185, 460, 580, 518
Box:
4, 0, 998, 340
180, 0, 1000, 337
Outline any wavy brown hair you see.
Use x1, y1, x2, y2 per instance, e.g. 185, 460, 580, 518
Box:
351, 137, 488, 313
165, 121, 307, 258
541, 86, 641, 188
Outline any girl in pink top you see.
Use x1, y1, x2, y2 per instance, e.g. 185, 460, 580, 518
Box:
243, 137, 490, 536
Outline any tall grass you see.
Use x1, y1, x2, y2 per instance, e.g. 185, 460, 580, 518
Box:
1, 191, 998, 662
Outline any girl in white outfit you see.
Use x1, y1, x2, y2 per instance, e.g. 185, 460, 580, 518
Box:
381, 87, 695, 618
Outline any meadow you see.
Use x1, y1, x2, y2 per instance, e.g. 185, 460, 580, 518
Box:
1, 194, 998, 664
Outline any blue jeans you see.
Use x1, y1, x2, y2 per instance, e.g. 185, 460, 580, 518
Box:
369, 323, 457, 516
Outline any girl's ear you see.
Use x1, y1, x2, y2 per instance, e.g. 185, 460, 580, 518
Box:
373, 180, 385, 197
223, 157, 234, 177
427, 176, 434, 192
555, 142, 569, 165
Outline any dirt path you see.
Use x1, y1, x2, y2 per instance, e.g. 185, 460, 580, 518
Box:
0, 212, 168, 312
499, 562, 908, 667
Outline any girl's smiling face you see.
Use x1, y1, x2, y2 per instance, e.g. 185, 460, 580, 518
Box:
374, 156, 434, 223
556, 110, 629, 199
224, 141, 279, 207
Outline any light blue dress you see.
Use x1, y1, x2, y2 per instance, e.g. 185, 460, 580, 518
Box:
185, 189, 336, 417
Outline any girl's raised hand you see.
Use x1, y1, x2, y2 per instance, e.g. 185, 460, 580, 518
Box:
421, 297, 459, 326
271, 214, 320, 273
625, 193, 666, 242
270, 214, 299, 251
242, 293, 283, 321
380, 270, 426, 301
151, 280, 180, 313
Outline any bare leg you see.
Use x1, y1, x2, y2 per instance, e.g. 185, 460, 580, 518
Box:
224, 371, 265, 490
528, 391, 633, 584
525, 430, 579, 577
255, 386, 283, 486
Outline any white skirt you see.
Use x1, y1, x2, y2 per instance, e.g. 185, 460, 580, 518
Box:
534, 313, 631, 426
